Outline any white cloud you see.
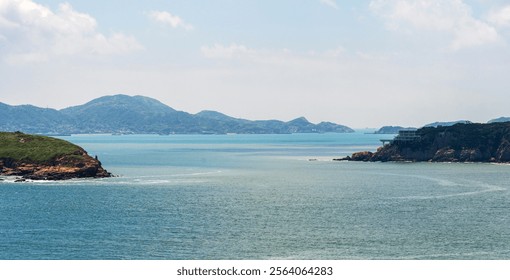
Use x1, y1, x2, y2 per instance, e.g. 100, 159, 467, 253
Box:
147, 10, 193, 30
0, 0, 142, 63
319, 0, 338, 10
201, 43, 321, 67
488, 5, 510, 27
323, 46, 345, 58
450, 18, 500, 50
201, 44, 352, 67
370, 0, 500, 50
196, 43, 480, 127
201, 43, 255, 59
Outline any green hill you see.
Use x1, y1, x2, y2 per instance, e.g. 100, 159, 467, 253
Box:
0, 132, 110, 180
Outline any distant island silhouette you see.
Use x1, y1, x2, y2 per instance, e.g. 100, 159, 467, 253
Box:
0, 94, 354, 135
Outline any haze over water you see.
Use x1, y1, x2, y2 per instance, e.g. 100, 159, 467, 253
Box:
1, 133, 509, 259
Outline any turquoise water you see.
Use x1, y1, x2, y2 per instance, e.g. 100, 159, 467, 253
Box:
1, 133, 510, 259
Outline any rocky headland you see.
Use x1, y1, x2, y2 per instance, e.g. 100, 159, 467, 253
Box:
343, 122, 510, 163
0, 132, 111, 180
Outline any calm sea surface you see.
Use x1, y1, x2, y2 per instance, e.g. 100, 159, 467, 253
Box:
1, 133, 509, 259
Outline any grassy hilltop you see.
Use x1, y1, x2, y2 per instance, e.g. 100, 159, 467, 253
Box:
0, 131, 82, 163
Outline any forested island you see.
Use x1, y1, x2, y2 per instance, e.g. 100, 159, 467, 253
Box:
344, 122, 510, 163
0, 132, 111, 181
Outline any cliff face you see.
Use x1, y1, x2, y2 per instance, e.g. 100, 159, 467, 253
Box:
0, 132, 111, 180
348, 122, 510, 163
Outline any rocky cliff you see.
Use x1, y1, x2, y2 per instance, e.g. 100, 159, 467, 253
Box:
345, 122, 510, 163
0, 132, 111, 180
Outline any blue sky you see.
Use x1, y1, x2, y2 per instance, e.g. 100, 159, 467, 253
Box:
1, 0, 510, 127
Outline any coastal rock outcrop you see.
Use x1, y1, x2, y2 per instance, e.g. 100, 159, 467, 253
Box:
349, 151, 374, 161
346, 122, 510, 163
0, 132, 111, 180
495, 138, 510, 162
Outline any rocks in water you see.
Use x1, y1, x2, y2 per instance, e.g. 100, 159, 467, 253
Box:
350, 151, 374, 162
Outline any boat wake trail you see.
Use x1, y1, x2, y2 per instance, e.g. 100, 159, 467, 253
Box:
376, 173, 507, 200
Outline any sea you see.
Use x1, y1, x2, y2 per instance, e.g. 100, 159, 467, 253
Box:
1, 132, 509, 260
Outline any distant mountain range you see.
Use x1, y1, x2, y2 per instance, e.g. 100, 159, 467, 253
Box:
0, 95, 354, 134
373, 121, 472, 134
374, 118, 510, 134
488, 117, 510, 123
423, 120, 472, 127
374, 126, 417, 134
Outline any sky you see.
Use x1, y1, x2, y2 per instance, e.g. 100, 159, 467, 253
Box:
1, 0, 510, 128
